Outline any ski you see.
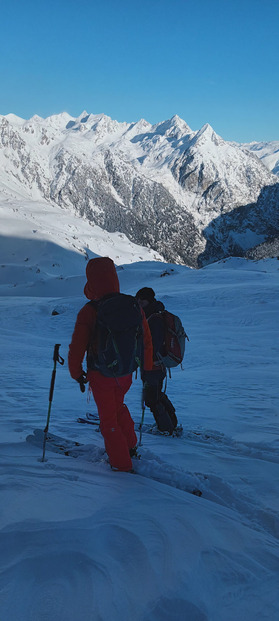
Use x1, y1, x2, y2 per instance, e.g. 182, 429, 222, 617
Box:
142, 423, 183, 437
77, 416, 100, 428
26, 429, 202, 496
26, 428, 106, 460
78, 412, 183, 437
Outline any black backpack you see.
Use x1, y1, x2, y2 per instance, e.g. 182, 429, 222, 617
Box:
87, 293, 144, 377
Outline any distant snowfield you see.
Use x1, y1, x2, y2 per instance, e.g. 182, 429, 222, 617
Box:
0, 208, 279, 620
0, 195, 163, 293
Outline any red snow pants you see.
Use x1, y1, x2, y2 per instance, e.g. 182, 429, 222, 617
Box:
88, 371, 137, 471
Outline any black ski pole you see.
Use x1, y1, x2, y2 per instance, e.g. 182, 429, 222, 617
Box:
138, 387, 146, 447
41, 344, 64, 462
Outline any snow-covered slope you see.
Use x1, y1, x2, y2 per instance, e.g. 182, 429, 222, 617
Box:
0, 250, 279, 620
1, 111, 278, 267
0, 193, 163, 295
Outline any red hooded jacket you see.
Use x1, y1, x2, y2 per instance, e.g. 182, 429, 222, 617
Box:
68, 257, 153, 379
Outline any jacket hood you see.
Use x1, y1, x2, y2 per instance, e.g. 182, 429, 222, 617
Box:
144, 299, 165, 318
84, 257, 120, 300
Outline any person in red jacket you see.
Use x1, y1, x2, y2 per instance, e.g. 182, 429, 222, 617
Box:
68, 257, 153, 472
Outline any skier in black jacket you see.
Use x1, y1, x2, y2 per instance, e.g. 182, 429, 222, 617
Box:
136, 287, 178, 434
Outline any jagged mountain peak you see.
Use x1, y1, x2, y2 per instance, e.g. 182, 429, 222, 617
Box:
125, 118, 152, 135
39, 112, 75, 132
42, 111, 72, 122
29, 114, 44, 123
191, 123, 224, 148
77, 110, 91, 122
63, 111, 129, 139
152, 114, 192, 140
170, 113, 192, 131
3, 113, 26, 125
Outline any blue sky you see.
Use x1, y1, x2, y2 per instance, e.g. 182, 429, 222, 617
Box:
1, 0, 278, 142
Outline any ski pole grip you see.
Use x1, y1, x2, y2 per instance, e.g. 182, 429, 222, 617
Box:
53, 343, 64, 365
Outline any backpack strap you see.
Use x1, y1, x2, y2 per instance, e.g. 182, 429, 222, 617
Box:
86, 301, 99, 371
146, 311, 167, 371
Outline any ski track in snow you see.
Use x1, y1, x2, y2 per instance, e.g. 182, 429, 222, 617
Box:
26, 430, 279, 542
77, 416, 279, 539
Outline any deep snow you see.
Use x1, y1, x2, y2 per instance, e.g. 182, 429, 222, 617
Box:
0, 224, 279, 620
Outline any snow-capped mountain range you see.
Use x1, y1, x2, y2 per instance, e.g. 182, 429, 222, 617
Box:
1, 110, 278, 267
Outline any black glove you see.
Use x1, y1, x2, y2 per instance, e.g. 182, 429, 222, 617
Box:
76, 372, 88, 393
